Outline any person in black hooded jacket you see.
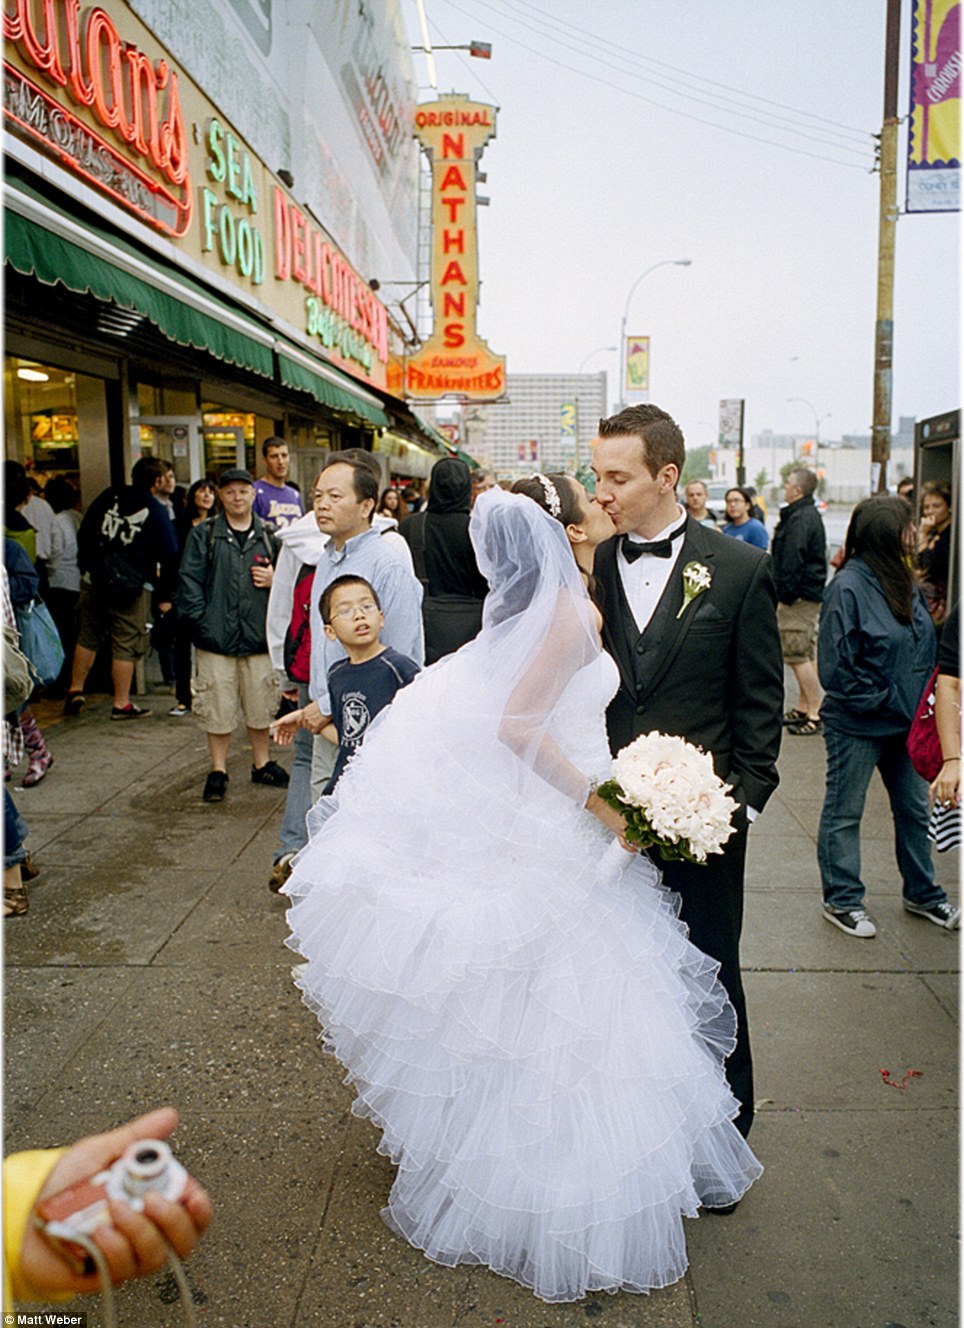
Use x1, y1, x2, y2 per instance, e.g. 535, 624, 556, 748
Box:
399, 457, 488, 663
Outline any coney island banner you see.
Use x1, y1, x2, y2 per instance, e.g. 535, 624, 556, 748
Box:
624, 336, 650, 396
907, 0, 961, 213
404, 95, 506, 400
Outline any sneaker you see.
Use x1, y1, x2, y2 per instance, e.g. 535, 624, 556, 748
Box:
21, 750, 53, 787
63, 692, 86, 716
202, 770, 229, 802
903, 900, 961, 929
168, 704, 191, 717
268, 852, 296, 893
251, 760, 290, 788
822, 904, 877, 938
111, 704, 151, 720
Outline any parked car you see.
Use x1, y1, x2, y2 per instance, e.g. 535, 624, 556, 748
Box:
705, 481, 728, 518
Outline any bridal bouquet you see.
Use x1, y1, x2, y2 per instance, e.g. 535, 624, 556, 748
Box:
596, 731, 739, 864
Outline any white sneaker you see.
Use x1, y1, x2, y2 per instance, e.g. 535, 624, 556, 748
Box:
903, 900, 961, 929
822, 905, 877, 938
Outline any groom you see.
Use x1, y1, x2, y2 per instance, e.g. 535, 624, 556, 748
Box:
591, 405, 783, 1140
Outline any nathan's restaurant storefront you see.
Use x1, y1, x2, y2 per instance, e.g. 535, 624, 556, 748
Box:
2, 1, 444, 504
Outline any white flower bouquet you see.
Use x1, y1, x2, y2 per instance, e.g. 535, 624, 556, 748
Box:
596, 731, 740, 864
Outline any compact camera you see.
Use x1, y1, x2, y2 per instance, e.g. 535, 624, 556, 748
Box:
35, 1138, 188, 1271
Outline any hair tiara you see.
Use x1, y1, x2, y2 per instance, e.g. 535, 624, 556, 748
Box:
532, 473, 562, 520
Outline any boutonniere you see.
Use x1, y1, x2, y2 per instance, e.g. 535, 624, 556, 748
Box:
676, 561, 712, 619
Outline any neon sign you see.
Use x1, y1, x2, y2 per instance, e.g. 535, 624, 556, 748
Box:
200, 118, 264, 284
273, 185, 389, 375
3, 0, 191, 234
405, 96, 505, 400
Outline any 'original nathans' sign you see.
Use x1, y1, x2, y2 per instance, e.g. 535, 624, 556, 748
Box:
404, 95, 506, 401
3, 0, 191, 234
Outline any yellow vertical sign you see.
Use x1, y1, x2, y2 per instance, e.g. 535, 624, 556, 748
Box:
624, 336, 650, 395
405, 96, 506, 399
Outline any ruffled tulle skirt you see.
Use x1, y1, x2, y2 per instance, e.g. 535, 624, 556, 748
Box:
283, 740, 762, 1304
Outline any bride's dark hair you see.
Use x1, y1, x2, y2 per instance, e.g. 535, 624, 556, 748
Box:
511, 473, 602, 609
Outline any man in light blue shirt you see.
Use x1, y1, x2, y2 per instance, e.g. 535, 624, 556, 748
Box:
274, 454, 423, 735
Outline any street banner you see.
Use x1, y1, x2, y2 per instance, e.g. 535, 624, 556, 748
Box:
718, 398, 744, 448
559, 402, 576, 438
907, 0, 961, 213
624, 336, 650, 395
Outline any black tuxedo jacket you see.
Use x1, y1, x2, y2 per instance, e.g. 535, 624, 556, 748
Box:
595, 517, 783, 814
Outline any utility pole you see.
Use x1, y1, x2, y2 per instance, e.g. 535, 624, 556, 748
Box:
871, 0, 901, 493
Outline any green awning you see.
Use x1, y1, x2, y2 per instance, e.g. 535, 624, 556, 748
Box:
4, 197, 274, 379
278, 351, 389, 427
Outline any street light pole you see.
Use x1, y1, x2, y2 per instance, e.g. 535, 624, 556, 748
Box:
787, 396, 831, 481
578, 345, 617, 374
575, 345, 617, 471
619, 260, 691, 407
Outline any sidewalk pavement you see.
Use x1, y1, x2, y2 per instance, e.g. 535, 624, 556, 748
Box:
4, 677, 959, 1328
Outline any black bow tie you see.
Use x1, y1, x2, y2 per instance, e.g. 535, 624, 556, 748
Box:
621, 524, 686, 562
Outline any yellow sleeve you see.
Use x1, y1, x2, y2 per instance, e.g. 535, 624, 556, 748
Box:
3, 1147, 70, 1307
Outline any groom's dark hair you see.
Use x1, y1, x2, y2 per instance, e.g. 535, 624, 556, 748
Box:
597, 405, 685, 480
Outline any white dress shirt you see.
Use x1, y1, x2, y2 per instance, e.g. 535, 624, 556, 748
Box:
617, 506, 688, 632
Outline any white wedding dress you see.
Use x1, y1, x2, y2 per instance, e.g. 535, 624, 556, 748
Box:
284, 633, 762, 1302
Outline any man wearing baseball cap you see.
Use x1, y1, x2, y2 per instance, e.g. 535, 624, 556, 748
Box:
175, 468, 289, 801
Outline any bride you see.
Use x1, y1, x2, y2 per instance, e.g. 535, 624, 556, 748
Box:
283, 478, 761, 1303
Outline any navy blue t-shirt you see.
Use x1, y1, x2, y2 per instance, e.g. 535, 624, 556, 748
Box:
324, 647, 420, 794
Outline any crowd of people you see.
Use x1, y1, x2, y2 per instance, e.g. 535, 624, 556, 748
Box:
2, 413, 960, 1310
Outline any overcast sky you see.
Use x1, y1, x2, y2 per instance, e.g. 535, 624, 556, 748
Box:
399, 0, 960, 448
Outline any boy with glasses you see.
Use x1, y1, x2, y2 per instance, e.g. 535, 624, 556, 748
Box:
274, 574, 419, 794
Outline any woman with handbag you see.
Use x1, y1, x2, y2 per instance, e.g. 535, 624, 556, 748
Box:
3, 565, 36, 915
816, 496, 959, 938
927, 601, 961, 852
2, 539, 58, 787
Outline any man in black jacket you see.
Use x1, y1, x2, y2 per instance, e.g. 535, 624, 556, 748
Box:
771, 469, 827, 735
592, 405, 783, 1144
65, 456, 179, 720
176, 468, 288, 802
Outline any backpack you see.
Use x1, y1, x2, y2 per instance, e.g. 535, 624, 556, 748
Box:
204, 516, 276, 569
283, 563, 316, 683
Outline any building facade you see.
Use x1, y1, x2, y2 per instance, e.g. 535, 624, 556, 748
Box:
3, 0, 447, 501
708, 418, 917, 505
465, 373, 608, 477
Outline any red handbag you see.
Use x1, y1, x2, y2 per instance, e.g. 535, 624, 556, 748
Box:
907, 666, 943, 782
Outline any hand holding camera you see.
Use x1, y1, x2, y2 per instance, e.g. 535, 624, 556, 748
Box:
20, 1107, 211, 1299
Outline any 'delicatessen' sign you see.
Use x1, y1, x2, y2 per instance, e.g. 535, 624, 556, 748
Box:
2, 0, 390, 390
404, 95, 505, 401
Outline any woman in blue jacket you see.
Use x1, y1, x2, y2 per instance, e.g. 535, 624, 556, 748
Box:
817, 496, 959, 938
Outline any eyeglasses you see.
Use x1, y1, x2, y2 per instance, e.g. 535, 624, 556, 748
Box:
329, 600, 379, 621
